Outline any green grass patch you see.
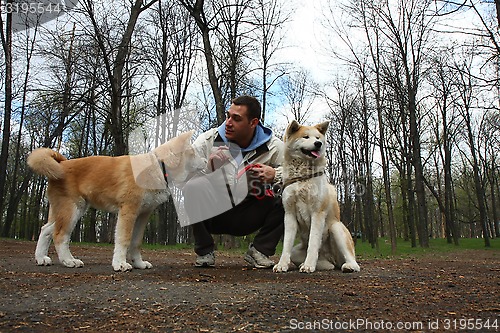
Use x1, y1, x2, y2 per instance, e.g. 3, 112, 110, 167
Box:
6, 236, 497, 260
73, 237, 498, 259
354, 237, 499, 260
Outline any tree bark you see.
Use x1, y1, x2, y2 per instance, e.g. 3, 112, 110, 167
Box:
409, 88, 429, 247
0, 4, 13, 236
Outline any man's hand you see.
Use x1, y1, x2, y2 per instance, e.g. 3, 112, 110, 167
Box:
208, 146, 230, 171
249, 164, 275, 183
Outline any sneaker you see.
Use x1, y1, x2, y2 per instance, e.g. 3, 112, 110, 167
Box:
195, 251, 215, 267
244, 244, 274, 269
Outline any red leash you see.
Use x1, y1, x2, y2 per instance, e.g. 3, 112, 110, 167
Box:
237, 164, 274, 199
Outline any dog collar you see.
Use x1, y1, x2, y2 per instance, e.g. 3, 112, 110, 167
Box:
281, 171, 325, 191
158, 160, 169, 186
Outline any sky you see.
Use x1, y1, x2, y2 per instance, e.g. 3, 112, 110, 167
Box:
267, 0, 342, 127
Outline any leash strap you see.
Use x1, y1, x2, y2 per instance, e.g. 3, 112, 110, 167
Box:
236, 163, 274, 200
221, 167, 236, 207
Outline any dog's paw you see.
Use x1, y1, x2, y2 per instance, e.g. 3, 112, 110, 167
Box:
273, 262, 290, 272
132, 260, 152, 269
36, 256, 52, 266
61, 258, 84, 268
299, 263, 316, 273
341, 262, 360, 273
113, 261, 133, 272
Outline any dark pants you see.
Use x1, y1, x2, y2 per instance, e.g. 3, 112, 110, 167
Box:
184, 175, 284, 256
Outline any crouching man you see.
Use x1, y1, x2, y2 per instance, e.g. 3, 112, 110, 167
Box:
183, 96, 284, 268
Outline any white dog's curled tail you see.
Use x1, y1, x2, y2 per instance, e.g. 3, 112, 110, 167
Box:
28, 148, 67, 180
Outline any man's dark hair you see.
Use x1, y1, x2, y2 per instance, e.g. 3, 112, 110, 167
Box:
232, 95, 261, 121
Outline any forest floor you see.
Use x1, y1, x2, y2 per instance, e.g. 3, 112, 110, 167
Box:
0, 238, 498, 332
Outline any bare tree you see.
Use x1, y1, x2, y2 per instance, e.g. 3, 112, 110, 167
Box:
324, 79, 358, 239
437, 1, 500, 62
483, 112, 500, 237
143, 1, 198, 141
81, 0, 158, 155
251, 0, 290, 123
179, 0, 287, 124
3, 17, 41, 237
328, 0, 397, 252
427, 50, 461, 245
142, 0, 198, 244
0, 0, 13, 235
279, 68, 317, 123
216, 0, 253, 101
178, 0, 226, 123
453, 54, 491, 246
322, 76, 380, 248
374, 0, 439, 247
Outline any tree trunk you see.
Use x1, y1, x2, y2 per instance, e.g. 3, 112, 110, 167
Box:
443, 121, 459, 245
0, 3, 13, 237
361, 89, 377, 249
111, 0, 152, 155
406, 161, 418, 247
400, 99, 417, 247
464, 116, 491, 247
409, 87, 429, 247
377, 103, 397, 254
85, 208, 97, 243
490, 165, 500, 238
167, 198, 179, 245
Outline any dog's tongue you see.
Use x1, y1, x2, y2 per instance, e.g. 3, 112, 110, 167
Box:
311, 150, 321, 158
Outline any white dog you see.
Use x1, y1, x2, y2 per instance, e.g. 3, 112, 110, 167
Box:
273, 120, 360, 273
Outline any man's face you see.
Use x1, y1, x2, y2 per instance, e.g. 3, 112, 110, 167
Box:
225, 103, 259, 148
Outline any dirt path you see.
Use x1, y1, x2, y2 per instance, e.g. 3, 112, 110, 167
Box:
0, 239, 498, 332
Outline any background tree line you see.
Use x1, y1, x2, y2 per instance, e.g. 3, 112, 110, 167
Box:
0, 0, 498, 252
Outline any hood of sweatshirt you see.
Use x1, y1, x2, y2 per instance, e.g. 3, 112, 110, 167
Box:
217, 122, 273, 153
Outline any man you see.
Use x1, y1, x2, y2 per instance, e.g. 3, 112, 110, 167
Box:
183, 95, 284, 268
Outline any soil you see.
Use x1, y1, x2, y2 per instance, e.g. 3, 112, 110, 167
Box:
0, 239, 498, 333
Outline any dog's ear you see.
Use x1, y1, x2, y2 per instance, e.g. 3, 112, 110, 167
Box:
316, 121, 329, 135
285, 120, 301, 141
157, 130, 194, 169
174, 130, 194, 150
164, 151, 181, 169
179, 130, 194, 143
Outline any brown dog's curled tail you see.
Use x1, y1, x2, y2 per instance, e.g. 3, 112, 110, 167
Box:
27, 148, 67, 180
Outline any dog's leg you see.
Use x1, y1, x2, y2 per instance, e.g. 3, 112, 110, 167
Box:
53, 202, 85, 268
112, 207, 138, 272
329, 222, 360, 273
273, 212, 298, 272
300, 212, 327, 273
128, 211, 153, 269
290, 243, 306, 267
35, 208, 55, 265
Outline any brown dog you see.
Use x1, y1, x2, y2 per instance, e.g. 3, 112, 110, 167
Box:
28, 131, 199, 271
